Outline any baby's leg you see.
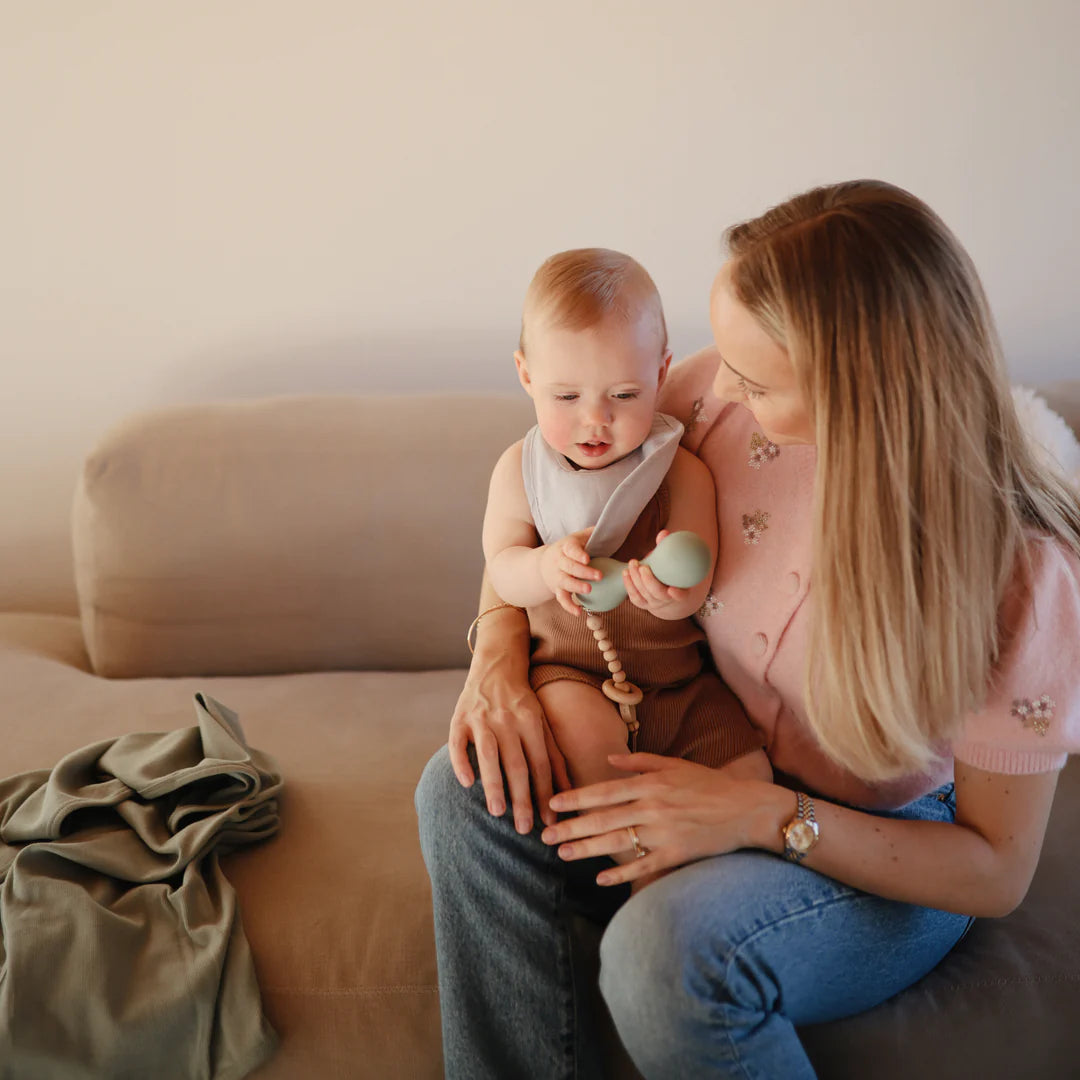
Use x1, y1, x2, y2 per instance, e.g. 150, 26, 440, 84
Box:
537, 680, 655, 884
536, 679, 633, 790
715, 747, 773, 784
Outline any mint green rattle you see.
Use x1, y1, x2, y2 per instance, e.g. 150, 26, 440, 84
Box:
573, 530, 712, 749
574, 530, 711, 613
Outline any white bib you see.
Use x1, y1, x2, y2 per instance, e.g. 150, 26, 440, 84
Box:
521, 412, 684, 557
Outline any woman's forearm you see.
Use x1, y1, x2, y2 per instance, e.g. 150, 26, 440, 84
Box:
473, 567, 532, 664
747, 767, 1059, 917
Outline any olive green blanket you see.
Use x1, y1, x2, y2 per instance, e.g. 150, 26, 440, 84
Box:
0, 693, 282, 1080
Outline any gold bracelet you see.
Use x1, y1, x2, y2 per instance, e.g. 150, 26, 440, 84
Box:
466, 602, 525, 654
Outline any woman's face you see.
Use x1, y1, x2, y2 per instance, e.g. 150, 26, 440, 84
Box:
709, 263, 815, 446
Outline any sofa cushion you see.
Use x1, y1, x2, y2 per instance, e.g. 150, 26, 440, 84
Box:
72, 395, 534, 678
3, 613, 1079, 1079
0, 612, 452, 1080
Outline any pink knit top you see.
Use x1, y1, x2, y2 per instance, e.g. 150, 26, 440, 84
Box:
660, 348, 1080, 810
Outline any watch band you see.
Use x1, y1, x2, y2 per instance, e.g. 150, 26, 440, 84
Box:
783, 791, 819, 863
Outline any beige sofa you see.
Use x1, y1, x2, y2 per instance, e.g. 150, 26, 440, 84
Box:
3, 381, 1079, 1079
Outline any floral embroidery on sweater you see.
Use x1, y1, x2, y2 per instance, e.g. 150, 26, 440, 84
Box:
748, 432, 780, 468
1011, 695, 1055, 736
742, 510, 770, 545
684, 397, 708, 436
698, 592, 724, 618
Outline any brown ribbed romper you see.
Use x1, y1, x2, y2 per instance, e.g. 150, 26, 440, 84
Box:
527, 482, 764, 768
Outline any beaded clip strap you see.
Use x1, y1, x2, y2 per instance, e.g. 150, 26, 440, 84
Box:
584, 611, 643, 751
466, 602, 526, 655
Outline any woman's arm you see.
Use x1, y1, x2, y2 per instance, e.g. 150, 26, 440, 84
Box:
777, 761, 1061, 916
541, 754, 1061, 917
448, 567, 571, 832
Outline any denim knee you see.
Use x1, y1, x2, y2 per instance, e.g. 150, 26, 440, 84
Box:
416, 744, 454, 817
415, 745, 467, 860
599, 879, 725, 1050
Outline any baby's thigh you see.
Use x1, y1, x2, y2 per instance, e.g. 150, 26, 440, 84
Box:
536, 680, 629, 757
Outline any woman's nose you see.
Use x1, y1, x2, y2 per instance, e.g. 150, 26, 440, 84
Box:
712, 368, 739, 403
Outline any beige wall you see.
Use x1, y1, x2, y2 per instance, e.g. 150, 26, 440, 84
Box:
3, 0, 1078, 613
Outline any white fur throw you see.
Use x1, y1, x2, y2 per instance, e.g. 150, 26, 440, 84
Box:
1012, 385, 1080, 492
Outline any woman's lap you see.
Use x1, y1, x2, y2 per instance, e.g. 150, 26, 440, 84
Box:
600, 847, 970, 1077
417, 745, 971, 1079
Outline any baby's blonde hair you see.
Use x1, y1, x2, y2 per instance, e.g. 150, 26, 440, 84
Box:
726, 180, 1080, 782
519, 248, 668, 358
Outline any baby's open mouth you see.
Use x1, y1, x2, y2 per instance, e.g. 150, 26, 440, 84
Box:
577, 441, 610, 457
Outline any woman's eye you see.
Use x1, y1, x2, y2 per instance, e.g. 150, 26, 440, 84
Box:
738, 377, 763, 401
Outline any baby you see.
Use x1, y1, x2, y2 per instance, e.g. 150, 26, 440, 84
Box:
483, 249, 771, 839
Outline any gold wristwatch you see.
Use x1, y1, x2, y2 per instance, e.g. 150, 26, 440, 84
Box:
782, 791, 820, 863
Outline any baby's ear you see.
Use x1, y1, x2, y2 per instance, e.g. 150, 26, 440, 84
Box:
657, 350, 673, 388
514, 350, 534, 396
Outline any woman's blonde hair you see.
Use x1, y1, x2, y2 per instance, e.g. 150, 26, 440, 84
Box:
725, 180, 1080, 782
519, 248, 668, 357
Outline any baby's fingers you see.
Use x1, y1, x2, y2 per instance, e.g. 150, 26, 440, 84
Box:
562, 527, 597, 567
556, 589, 583, 616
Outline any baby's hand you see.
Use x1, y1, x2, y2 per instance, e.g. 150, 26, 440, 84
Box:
623, 531, 690, 617
540, 528, 601, 616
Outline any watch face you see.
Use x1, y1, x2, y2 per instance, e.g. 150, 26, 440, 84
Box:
788, 821, 816, 852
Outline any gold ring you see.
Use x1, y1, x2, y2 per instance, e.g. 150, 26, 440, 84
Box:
626, 825, 649, 859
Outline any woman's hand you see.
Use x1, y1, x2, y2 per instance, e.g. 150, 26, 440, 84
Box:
539, 527, 601, 615
540, 752, 782, 885
448, 643, 572, 832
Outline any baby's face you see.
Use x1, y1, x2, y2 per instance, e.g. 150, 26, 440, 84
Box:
516, 313, 670, 470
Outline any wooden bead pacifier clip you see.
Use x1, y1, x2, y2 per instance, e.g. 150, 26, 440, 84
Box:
574, 531, 712, 751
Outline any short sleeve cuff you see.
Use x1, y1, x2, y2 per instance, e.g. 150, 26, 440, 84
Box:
952, 740, 1068, 775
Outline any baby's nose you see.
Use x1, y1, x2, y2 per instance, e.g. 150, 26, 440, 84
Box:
584, 398, 613, 425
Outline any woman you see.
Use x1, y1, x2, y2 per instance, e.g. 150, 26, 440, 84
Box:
415, 180, 1080, 1078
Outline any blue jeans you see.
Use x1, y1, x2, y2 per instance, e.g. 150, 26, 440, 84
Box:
416, 745, 972, 1079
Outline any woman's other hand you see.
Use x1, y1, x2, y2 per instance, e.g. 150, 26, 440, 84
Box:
449, 640, 572, 832
541, 752, 785, 885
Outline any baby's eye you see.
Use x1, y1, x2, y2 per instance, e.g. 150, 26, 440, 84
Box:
613, 392, 640, 401
554, 393, 578, 402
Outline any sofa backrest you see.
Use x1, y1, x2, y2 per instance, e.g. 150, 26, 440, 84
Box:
71, 380, 1080, 678
73, 393, 535, 676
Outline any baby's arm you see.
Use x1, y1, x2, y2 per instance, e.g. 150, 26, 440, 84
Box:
483, 441, 600, 613
623, 446, 718, 621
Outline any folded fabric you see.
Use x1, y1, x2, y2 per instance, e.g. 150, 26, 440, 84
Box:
0, 693, 282, 1080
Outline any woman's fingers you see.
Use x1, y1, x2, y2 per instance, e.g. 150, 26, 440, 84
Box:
543, 804, 646, 846
499, 733, 538, 833
548, 775, 642, 814
596, 853, 665, 886
447, 723, 475, 787
473, 727, 508, 816
554, 825, 643, 862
